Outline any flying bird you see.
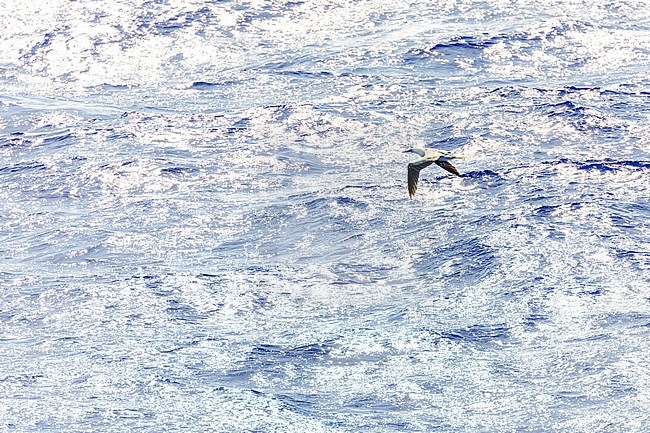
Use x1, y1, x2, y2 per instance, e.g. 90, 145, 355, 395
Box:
403, 148, 465, 198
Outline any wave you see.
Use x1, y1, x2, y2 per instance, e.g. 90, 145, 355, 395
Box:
20, 30, 61, 63
489, 84, 650, 98
412, 236, 497, 284
406, 21, 593, 60
250, 342, 335, 361
136, 6, 213, 36
462, 169, 503, 179
539, 159, 650, 172
0, 161, 47, 174
406, 33, 518, 60
577, 160, 650, 172
190, 80, 243, 89
0, 132, 29, 149
497, 159, 650, 182
435, 323, 511, 346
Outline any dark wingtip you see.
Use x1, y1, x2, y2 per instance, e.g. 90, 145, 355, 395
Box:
434, 160, 460, 176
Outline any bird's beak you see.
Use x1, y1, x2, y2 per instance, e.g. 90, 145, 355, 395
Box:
402, 150, 411, 153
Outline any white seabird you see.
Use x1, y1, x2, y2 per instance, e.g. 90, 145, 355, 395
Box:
403, 148, 465, 198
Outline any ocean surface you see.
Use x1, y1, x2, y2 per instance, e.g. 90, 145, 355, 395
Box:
1, 1, 649, 432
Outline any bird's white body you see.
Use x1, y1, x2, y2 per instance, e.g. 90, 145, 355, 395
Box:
403, 147, 465, 198
413, 148, 465, 161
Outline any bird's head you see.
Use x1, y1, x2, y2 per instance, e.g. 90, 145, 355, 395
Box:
403, 148, 425, 158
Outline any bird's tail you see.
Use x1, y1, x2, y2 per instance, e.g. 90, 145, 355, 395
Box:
450, 153, 466, 159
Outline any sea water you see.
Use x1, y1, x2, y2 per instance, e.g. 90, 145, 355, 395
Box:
1, 1, 649, 431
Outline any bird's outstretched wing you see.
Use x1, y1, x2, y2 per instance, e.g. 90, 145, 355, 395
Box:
407, 160, 434, 198
434, 160, 460, 176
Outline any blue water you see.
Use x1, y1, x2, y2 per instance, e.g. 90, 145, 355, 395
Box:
1, 1, 649, 432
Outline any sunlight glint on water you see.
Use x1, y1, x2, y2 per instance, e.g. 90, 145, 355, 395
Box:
1, 1, 649, 432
